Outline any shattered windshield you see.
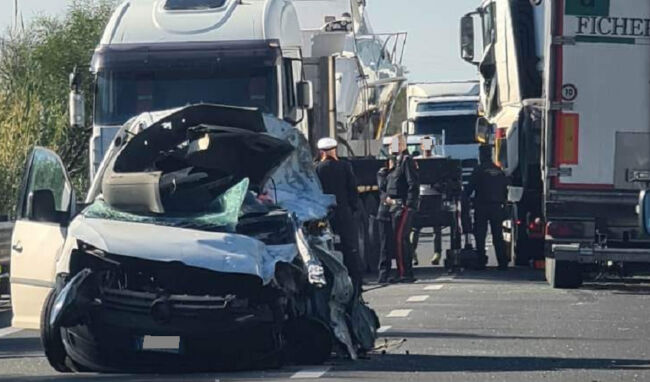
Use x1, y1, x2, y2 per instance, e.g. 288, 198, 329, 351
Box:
84, 178, 249, 232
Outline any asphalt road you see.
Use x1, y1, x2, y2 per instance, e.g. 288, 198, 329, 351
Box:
1, 236, 650, 381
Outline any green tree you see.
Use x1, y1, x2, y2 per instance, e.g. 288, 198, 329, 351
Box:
0, 0, 116, 217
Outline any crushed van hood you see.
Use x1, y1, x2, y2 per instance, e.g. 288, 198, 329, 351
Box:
68, 215, 297, 285
101, 104, 295, 215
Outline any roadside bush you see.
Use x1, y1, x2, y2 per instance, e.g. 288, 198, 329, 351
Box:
0, 0, 116, 217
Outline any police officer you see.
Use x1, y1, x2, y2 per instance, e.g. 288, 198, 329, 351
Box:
411, 136, 443, 266
379, 134, 420, 283
315, 138, 363, 293
377, 157, 394, 284
465, 145, 509, 270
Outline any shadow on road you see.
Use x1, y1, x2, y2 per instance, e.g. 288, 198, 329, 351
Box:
364, 267, 546, 287
341, 353, 650, 373
1, 374, 236, 381
413, 267, 546, 284
0, 337, 42, 359
582, 278, 650, 295
378, 330, 632, 342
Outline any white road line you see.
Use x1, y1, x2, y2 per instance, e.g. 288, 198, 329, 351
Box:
424, 284, 444, 290
387, 309, 412, 318
290, 366, 331, 379
377, 325, 392, 333
0, 327, 21, 338
407, 295, 429, 302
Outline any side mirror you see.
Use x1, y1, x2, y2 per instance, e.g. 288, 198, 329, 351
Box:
640, 190, 650, 235
29, 190, 60, 223
460, 13, 478, 65
475, 117, 494, 143
69, 67, 85, 128
297, 80, 313, 110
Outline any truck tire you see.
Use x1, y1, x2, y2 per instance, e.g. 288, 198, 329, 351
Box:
40, 289, 72, 372
545, 257, 583, 289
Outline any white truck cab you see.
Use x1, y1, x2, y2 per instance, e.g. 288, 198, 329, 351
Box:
404, 82, 480, 162
78, 0, 313, 178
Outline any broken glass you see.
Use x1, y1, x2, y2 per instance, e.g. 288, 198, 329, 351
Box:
84, 178, 249, 231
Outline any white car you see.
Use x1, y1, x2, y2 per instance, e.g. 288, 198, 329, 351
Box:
10, 104, 378, 372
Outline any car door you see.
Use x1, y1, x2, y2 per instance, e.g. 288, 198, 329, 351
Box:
10, 147, 75, 330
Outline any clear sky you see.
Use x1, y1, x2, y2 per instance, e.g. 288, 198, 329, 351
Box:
0, 0, 479, 82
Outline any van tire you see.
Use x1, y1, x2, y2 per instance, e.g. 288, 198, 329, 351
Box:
546, 257, 582, 289
40, 289, 72, 372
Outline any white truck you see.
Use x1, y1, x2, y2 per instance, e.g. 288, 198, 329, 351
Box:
460, 0, 650, 287
405, 81, 480, 162
78, 0, 405, 177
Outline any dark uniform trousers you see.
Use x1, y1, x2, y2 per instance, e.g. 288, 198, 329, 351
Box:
331, 208, 362, 293
378, 204, 415, 280
411, 225, 442, 255
390, 204, 415, 279
474, 202, 508, 267
411, 194, 443, 255
377, 210, 394, 280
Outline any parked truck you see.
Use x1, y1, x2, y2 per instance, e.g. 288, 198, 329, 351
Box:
405, 81, 480, 161
460, 0, 650, 287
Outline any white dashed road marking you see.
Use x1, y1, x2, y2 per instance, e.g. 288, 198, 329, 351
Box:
387, 309, 412, 318
424, 284, 444, 290
0, 327, 21, 338
437, 276, 455, 282
290, 366, 331, 379
377, 325, 392, 333
407, 295, 429, 302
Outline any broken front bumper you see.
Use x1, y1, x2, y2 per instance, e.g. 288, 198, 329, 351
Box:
92, 287, 277, 336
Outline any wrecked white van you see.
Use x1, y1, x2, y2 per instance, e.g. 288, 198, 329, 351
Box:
10, 104, 378, 372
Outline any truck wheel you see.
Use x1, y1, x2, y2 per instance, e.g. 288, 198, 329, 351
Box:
545, 257, 583, 289
40, 289, 72, 372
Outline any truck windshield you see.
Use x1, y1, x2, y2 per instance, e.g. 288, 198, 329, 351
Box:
414, 115, 477, 145
95, 65, 278, 126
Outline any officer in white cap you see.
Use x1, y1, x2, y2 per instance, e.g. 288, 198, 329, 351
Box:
315, 137, 363, 295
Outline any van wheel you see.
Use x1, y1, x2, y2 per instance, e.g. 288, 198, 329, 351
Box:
546, 257, 582, 289
40, 289, 72, 372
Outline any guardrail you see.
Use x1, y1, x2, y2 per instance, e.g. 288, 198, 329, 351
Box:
0, 222, 13, 267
